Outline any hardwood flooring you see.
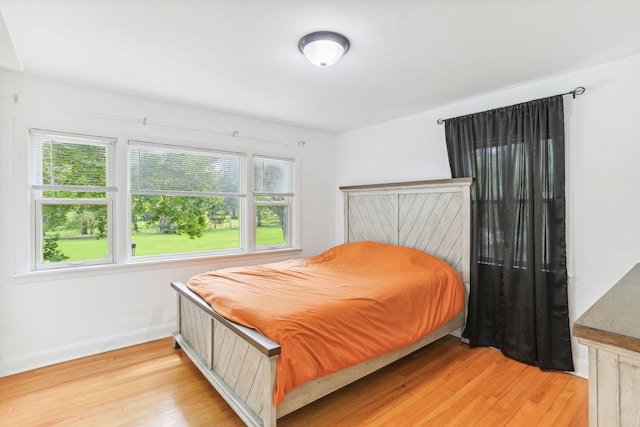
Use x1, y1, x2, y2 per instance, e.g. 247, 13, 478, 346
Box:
0, 336, 587, 426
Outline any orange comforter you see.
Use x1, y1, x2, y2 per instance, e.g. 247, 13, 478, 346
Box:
187, 241, 464, 405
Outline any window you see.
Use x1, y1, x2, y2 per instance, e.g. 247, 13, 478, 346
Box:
253, 156, 294, 249
129, 141, 246, 257
29, 131, 296, 271
475, 138, 556, 268
30, 129, 116, 270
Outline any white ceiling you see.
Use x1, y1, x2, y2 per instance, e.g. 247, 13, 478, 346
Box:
1, 1, 640, 133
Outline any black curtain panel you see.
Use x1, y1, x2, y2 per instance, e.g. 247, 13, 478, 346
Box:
444, 95, 573, 371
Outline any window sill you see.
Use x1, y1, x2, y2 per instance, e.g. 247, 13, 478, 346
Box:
13, 247, 303, 284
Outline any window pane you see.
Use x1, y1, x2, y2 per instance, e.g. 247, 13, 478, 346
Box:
42, 203, 109, 263
256, 205, 288, 246
130, 195, 240, 256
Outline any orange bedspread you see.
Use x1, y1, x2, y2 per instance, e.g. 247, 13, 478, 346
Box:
187, 241, 464, 405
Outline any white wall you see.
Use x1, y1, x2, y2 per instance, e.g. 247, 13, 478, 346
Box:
0, 70, 337, 376
4, 53, 640, 380
335, 53, 640, 378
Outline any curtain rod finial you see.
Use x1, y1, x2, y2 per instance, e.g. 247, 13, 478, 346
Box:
437, 118, 444, 125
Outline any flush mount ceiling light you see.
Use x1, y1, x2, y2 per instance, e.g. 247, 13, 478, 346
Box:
298, 31, 350, 67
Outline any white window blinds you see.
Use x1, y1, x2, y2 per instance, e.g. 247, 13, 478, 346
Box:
253, 156, 294, 196
129, 141, 245, 197
30, 129, 117, 194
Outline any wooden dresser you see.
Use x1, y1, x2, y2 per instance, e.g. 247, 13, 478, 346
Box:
573, 263, 640, 426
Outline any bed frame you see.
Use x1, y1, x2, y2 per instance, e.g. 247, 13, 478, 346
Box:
171, 178, 472, 426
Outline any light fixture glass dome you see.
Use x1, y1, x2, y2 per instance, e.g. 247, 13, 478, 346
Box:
298, 31, 350, 67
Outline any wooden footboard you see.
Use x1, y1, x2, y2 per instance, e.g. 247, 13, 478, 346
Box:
173, 280, 464, 426
172, 281, 279, 426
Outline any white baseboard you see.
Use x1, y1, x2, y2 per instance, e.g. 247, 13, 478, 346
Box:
0, 322, 175, 378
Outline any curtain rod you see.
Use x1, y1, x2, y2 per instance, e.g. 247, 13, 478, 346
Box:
436, 86, 585, 125
66, 111, 292, 147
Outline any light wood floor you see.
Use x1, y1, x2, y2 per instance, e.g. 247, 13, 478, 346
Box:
0, 335, 588, 426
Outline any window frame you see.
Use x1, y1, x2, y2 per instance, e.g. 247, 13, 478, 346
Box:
126, 141, 297, 261
30, 129, 117, 271
252, 155, 295, 251
29, 130, 298, 272
127, 140, 249, 260
474, 138, 557, 270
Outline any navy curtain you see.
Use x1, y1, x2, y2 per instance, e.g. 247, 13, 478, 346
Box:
445, 95, 573, 371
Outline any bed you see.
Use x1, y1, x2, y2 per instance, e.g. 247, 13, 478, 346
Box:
171, 178, 472, 426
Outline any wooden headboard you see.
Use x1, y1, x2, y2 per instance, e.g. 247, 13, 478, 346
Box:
340, 178, 472, 285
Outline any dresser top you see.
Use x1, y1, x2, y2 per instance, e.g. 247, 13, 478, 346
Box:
574, 263, 640, 353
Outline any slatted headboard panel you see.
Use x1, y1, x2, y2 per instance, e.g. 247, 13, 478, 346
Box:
340, 178, 472, 284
